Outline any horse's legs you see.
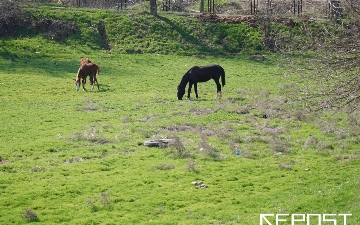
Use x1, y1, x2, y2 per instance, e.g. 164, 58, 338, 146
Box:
187, 83, 193, 99
91, 77, 94, 90
82, 78, 87, 91
214, 79, 222, 98
214, 79, 221, 92
194, 83, 199, 98
94, 77, 99, 90
89, 75, 99, 90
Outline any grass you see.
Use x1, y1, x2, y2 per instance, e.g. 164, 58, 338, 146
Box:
0, 4, 359, 225
1, 51, 359, 224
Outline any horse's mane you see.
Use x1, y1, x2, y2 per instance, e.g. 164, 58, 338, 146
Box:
178, 66, 197, 88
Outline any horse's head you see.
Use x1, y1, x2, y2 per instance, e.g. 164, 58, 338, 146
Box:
75, 68, 82, 91
177, 85, 185, 100
75, 78, 81, 91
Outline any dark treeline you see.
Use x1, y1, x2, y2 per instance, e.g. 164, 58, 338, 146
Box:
9, 0, 137, 9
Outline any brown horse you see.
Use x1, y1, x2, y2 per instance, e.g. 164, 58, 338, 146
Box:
80, 57, 91, 67
75, 63, 100, 91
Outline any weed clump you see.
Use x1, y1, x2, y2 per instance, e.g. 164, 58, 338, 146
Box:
199, 135, 223, 160
303, 136, 319, 149
65, 156, 83, 164
154, 163, 175, 170
70, 127, 112, 144
23, 208, 39, 222
85, 191, 112, 212
0, 156, 8, 164
279, 163, 292, 170
167, 135, 192, 159
30, 166, 46, 172
186, 159, 196, 171
99, 191, 111, 207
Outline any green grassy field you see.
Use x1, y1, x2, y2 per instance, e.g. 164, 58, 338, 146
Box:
1, 4, 359, 225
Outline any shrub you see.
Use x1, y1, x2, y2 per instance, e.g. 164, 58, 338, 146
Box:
23, 208, 39, 222
0, 1, 30, 37
168, 135, 192, 159
206, 23, 264, 53
154, 163, 175, 170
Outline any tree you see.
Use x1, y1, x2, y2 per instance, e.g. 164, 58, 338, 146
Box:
150, 0, 157, 15
200, 0, 204, 13
285, 0, 360, 113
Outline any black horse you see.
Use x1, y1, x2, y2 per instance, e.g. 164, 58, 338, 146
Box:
177, 64, 225, 100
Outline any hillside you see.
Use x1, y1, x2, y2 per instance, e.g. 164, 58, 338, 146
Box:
1, 2, 332, 57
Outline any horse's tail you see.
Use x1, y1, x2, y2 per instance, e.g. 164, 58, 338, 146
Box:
96, 65, 100, 77
220, 67, 225, 86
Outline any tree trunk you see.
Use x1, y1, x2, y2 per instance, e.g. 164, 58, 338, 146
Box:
200, 0, 204, 12
150, 0, 157, 16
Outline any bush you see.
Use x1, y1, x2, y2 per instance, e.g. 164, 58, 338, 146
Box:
206, 23, 264, 53
0, 1, 30, 37
23, 208, 39, 222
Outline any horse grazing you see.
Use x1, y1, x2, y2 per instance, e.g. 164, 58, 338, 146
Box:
75, 63, 100, 91
177, 64, 225, 100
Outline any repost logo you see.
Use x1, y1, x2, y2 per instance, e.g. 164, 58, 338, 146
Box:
260, 214, 352, 225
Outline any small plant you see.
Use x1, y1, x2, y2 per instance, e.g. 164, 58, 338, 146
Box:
65, 156, 83, 164
23, 208, 39, 222
85, 190, 112, 212
154, 163, 175, 170
199, 135, 221, 160
151, 203, 164, 216
279, 163, 292, 170
271, 136, 291, 153
0, 156, 8, 164
186, 159, 196, 171
85, 199, 100, 213
168, 135, 191, 159
30, 166, 46, 172
120, 115, 132, 123
70, 127, 112, 144
303, 136, 319, 149
99, 191, 111, 207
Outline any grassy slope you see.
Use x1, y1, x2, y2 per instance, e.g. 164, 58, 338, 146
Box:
0, 4, 359, 225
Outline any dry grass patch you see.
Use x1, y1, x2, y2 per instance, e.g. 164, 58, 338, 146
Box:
198, 135, 225, 160
30, 166, 46, 172
279, 163, 292, 170
303, 136, 319, 149
161, 124, 195, 132
166, 135, 193, 159
189, 108, 217, 116
70, 126, 112, 144
336, 153, 360, 162
65, 156, 84, 163
23, 208, 39, 222
153, 163, 175, 170
0, 156, 8, 164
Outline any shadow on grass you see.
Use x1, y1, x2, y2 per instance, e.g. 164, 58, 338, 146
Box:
0, 56, 80, 78
155, 15, 221, 55
97, 84, 112, 93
